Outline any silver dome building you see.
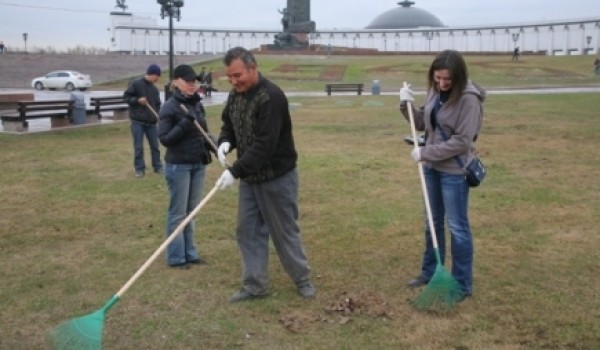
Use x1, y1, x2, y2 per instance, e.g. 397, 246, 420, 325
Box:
365, 1, 444, 29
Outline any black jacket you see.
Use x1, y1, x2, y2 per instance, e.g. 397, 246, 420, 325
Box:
123, 77, 161, 124
158, 89, 213, 165
219, 74, 297, 183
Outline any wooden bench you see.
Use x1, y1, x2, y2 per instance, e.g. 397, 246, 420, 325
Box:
0, 93, 35, 111
90, 96, 129, 120
0, 100, 74, 132
325, 83, 364, 96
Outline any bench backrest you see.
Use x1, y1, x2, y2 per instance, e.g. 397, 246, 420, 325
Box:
326, 83, 364, 88
17, 100, 74, 118
90, 96, 126, 106
325, 83, 364, 95
90, 96, 128, 115
0, 93, 35, 111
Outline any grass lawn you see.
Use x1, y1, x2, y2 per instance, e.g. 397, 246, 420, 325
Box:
98, 53, 600, 93
1, 54, 599, 349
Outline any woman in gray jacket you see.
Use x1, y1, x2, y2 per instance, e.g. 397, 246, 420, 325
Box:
399, 50, 486, 300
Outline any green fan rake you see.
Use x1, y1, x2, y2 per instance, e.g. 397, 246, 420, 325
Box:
49, 184, 220, 349
404, 81, 464, 312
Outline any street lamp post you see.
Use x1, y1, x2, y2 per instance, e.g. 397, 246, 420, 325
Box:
157, 0, 184, 99
22, 33, 28, 53
423, 31, 434, 52
512, 33, 520, 49
511, 33, 520, 61
586, 35, 592, 55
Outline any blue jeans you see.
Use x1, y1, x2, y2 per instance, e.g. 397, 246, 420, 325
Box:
131, 122, 162, 172
420, 166, 473, 295
164, 162, 206, 265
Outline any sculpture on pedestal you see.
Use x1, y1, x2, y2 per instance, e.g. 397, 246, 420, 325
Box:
115, 0, 128, 12
278, 8, 290, 32
273, 0, 316, 49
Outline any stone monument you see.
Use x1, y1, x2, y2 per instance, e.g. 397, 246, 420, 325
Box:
115, 0, 128, 12
111, 0, 131, 16
273, 0, 316, 49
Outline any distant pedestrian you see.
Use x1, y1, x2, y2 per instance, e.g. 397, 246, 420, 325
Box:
196, 66, 206, 84
195, 66, 207, 96
594, 58, 600, 75
512, 47, 520, 61
0, 41, 5, 54
123, 63, 164, 178
204, 68, 213, 97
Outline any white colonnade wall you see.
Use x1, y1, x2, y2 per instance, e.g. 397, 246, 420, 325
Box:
109, 13, 600, 56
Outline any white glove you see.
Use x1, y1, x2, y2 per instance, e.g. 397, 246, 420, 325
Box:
399, 85, 415, 102
217, 142, 231, 168
216, 170, 235, 190
411, 147, 421, 162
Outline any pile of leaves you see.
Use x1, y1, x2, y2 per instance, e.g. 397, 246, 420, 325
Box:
279, 291, 392, 333
323, 291, 393, 320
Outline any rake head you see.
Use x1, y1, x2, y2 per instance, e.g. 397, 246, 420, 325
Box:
49, 295, 119, 350
49, 309, 104, 350
412, 264, 464, 312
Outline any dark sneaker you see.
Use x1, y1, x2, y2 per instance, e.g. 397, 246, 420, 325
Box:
407, 275, 429, 288
168, 262, 190, 270
134, 170, 145, 178
297, 282, 316, 299
457, 292, 472, 303
229, 289, 268, 303
154, 168, 164, 175
188, 258, 207, 265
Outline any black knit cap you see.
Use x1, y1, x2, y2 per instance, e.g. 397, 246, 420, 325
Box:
173, 64, 196, 81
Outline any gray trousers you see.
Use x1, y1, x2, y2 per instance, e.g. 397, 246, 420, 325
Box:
236, 168, 311, 294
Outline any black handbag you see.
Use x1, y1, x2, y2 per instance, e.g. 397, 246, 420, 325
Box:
464, 156, 486, 187
433, 96, 486, 187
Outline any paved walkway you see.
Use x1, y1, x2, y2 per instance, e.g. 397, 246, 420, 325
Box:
1, 86, 599, 134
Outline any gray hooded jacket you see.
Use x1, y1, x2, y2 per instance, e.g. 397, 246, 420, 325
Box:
401, 81, 486, 174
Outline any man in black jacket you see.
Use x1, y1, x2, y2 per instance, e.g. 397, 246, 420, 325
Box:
123, 64, 163, 177
216, 47, 316, 303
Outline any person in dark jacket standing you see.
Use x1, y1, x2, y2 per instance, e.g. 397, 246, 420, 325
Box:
196, 66, 206, 84
204, 68, 213, 97
512, 47, 520, 61
158, 64, 214, 268
123, 64, 163, 177
215, 47, 315, 302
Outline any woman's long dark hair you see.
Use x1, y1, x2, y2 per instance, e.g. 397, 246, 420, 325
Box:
427, 50, 468, 106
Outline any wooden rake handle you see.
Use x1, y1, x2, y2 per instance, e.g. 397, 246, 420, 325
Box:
179, 104, 231, 168
403, 81, 440, 251
146, 104, 160, 121
115, 184, 220, 297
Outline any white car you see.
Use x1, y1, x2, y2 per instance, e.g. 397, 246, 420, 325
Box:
31, 70, 92, 91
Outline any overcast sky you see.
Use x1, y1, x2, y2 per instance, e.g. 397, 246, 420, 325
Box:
0, 0, 598, 50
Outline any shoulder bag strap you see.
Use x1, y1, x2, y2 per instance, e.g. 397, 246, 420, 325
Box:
431, 95, 466, 169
